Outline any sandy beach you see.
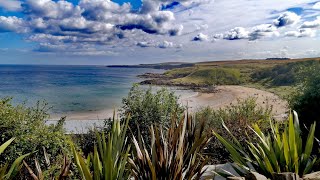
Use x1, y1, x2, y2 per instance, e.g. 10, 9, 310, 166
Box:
181, 85, 288, 119
51, 85, 288, 121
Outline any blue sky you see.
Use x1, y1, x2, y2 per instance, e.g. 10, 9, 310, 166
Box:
0, 0, 320, 65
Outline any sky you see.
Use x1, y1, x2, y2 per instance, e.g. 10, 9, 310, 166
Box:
0, 0, 320, 65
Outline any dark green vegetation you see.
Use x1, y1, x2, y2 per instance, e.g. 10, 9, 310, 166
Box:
129, 114, 210, 180
289, 60, 320, 139
196, 98, 272, 164
0, 98, 71, 179
214, 111, 317, 178
72, 117, 131, 180
120, 84, 184, 141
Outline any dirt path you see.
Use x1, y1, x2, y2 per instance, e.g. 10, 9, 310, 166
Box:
181, 85, 288, 119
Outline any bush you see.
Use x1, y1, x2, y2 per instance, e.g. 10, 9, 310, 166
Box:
0, 98, 71, 178
72, 116, 131, 180
196, 98, 272, 163
213, 111, 317, 178
129, 114, 211, 180
120, 84, 184, 141
0, 138, 30, 179
251, 60, 319, 86
289, 60, 320, 139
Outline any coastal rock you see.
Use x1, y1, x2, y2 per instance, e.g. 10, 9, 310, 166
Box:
245, 172, 268, 180
201, 163, 240, 180
303, 171, 320, 180
227, 177, 245, 180
272, 172, 300, 180
137, 73, 167, 79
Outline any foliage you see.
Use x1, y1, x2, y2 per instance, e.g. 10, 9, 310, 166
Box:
129, 114, 211, 180
0, 98, 71, 178
289, 60, 320, 139
196, 98, 272, 163
0, 138, 30, 180
23, 147, 71, 180
72, 116, 131, 180
120, 84, 184, 141
213, 111, 318, 178
251, 60, 319, 86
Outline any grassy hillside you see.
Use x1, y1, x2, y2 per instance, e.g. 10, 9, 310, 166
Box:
141, 57, 320, 96
172, 68, 242, 85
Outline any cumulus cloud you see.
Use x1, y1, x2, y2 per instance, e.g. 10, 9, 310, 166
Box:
193, 33, 209, 41
249, 24, 279, 40
0, 16, 28, 33
158, 41, 174, 48
285, 29, 317, 38
136, 41, 153, 48
0, 0, 22, 11
222, 27, 249, 40
23, 0, 82, 19
273, 12, 300, 27
313, 2, 320, 9
300, 17, 320, 28
217, 24, 278, 41
0, 0, 201, 53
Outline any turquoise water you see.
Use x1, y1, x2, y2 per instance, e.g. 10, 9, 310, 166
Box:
0, 65, 164, 114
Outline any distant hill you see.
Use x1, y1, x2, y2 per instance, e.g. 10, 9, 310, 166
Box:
107, 62, 195, 70
265, 58, 291, 60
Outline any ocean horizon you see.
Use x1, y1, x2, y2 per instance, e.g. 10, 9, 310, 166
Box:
0, 64, 164, 115
0, 64, 196, 121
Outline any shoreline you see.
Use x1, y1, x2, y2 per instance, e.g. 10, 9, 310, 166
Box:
49, 85, 287, 121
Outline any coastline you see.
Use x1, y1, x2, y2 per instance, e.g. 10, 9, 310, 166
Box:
50, 85, 287, 121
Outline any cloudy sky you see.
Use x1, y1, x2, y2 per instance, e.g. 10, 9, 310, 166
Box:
0, 0, 320, 65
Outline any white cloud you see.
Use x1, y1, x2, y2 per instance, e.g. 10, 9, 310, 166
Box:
0, 0, 21, 11
300, 17, 320, 28
24, 0, 82, 19
136, 41, 153, 47
313, 2, 320, 9
158, 41, 174, 48
0, 16, 28, 33
249, 24, 279, 40
285, 29, 317, 37
222, 27, 249, 40
0, 0, 320, 61
193, 33, 209, 41
273, 11, 300, 27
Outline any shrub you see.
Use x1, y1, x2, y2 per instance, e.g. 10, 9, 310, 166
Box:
289, 61, 320, 139
0, 98, 71, 178
213, 111, 317, 178
129, 114, 211, 180
251, 60, 319, 86
23, 147, 71, 180
0, 138, 30, 179
196, 98, 272, 163
72, 116, 131, 180
120, 84, 184, 141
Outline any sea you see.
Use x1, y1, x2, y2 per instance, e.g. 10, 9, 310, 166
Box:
0, 65, 195, 133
